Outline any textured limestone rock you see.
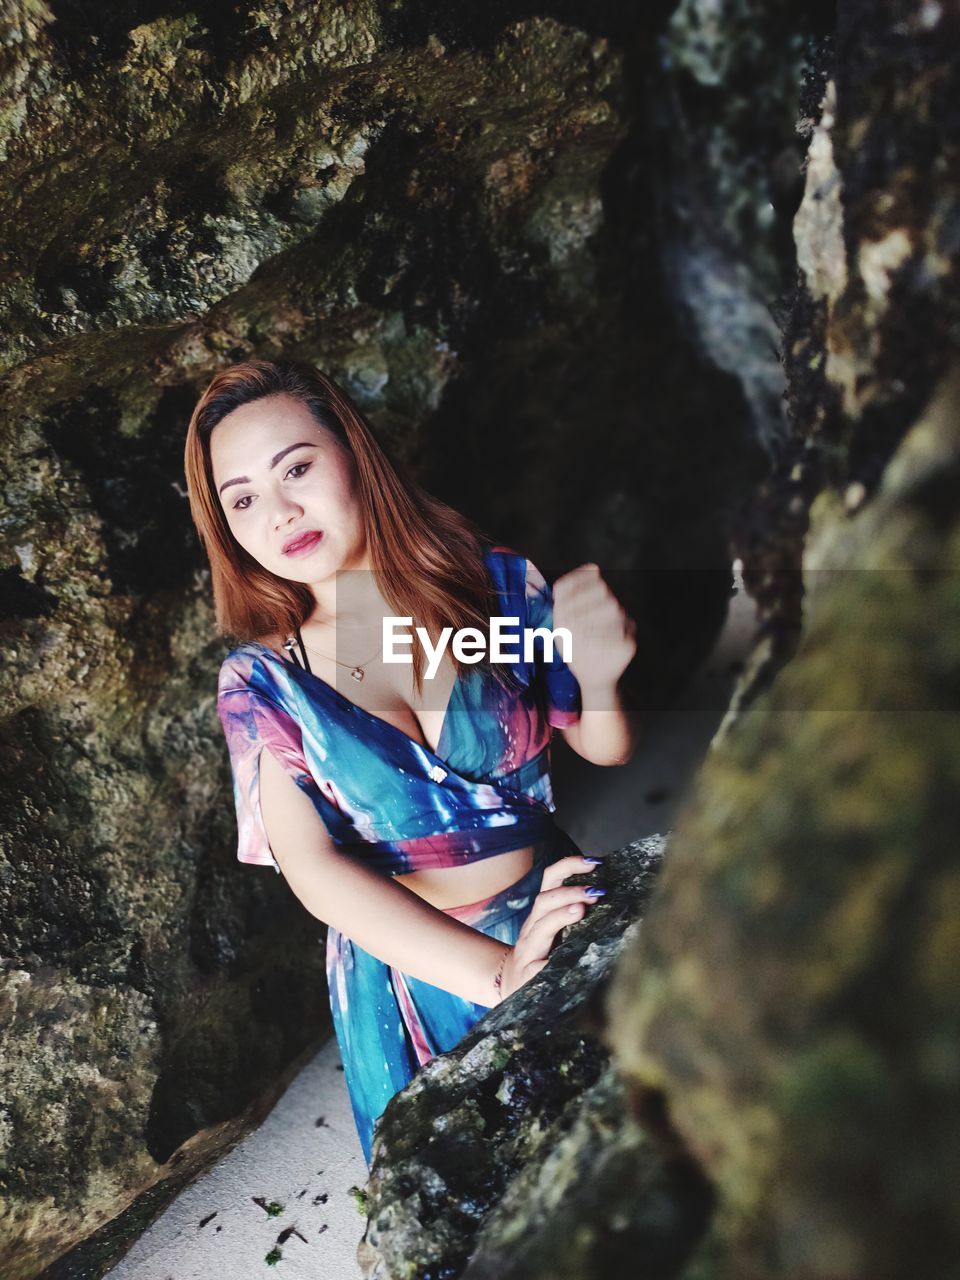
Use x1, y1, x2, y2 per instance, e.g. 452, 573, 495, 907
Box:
356, 838, 716, 1280
658, 0, 810, 455
610, 361, 960, 1280
607, 0, 960, 1271
459, 1065, 711, 1280
654, 0, 835, 722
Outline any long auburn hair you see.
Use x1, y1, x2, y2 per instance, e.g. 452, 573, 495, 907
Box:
184, 358, 520, 696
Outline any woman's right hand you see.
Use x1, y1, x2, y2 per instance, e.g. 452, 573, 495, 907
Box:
497, 855, 605, 1001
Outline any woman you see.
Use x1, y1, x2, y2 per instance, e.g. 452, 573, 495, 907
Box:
183, 359, 638, 1163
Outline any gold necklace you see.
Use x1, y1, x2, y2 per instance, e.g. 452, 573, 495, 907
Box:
284, 630, 383, 682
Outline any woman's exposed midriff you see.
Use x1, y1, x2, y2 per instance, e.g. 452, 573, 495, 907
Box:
392, 844, 535, 909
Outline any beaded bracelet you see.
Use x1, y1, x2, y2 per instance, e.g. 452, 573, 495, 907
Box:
493, 946, 511, 1002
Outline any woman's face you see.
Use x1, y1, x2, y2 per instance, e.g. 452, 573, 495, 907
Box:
209, 392, 366, 583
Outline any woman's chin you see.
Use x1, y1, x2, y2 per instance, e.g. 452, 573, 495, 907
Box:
272, 559, 321, 583
274, 546, 334, 582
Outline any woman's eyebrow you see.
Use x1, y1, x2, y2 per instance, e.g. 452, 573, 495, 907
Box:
218, 441, 316, 495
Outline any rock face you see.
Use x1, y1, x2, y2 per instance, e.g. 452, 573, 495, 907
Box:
613, 15, 960, 1244
0, 5, 780, 1277
611, 364, 960, 1280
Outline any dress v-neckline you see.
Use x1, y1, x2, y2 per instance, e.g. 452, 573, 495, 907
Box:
246, 640, 461, 766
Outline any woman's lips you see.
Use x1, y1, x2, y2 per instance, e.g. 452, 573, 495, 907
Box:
282, 530, 324, 557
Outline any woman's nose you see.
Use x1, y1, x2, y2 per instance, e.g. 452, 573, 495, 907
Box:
272, 492, 304, 526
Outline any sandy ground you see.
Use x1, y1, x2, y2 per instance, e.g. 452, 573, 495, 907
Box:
106, 1037, 369, 1278
106, 568, 757, 1280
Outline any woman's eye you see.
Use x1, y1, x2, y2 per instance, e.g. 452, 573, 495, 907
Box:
231, 461, 309, 511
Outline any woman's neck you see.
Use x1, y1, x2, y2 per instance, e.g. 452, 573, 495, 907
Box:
306, 551, 385, 629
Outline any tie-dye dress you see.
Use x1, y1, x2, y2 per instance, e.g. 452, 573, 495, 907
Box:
216, 544, 583, 1163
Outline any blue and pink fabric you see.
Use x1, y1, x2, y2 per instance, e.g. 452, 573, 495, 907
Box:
216, 545, 583, 1162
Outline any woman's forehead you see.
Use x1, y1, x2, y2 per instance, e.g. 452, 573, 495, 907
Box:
210, 395, 327, 475
213, 391, 317, 438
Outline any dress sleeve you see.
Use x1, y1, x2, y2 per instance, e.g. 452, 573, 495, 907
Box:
523, 558, 583, 729
217, 657, 322, 871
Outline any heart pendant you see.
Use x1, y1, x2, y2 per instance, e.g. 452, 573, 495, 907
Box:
351, 667, 364, 681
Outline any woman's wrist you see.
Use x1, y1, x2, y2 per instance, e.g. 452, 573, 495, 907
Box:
491, 944, 511, 1004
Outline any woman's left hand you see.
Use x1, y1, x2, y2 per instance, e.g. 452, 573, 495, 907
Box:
551, 563, 637, 689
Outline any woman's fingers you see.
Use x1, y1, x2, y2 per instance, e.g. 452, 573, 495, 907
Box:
514, 893, 602, 971
539, 854, 601, 893
499, 855, 607, 999
518, 849, 607, 934
523, 883, 594, 927
519, 900, 588, 957
500, 892, 603, 998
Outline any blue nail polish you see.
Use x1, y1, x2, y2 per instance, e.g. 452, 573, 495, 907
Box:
583, 856, 604, 864
584, 886, 607, 897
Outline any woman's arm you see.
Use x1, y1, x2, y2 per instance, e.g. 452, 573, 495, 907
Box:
258, 750, 594, 1006
560, 676, 640, 766
551, 563, 640, 766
